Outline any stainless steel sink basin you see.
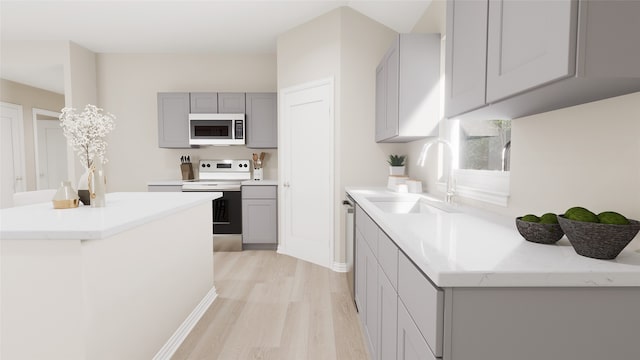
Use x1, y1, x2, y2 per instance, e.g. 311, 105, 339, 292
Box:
366, 196, 457, 214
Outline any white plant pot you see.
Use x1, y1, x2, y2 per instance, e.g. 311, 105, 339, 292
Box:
389, 166, 405, 176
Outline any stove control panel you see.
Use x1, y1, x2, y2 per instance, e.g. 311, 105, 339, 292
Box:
198, 159, 251, 180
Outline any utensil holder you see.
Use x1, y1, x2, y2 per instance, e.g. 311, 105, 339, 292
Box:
253, 168, 263, 181
181, 163, 194, 180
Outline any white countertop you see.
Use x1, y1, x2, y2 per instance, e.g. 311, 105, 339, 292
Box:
147, 180, 185, 186
242, 179, 278, 186
0, 192, 220, 240
347, 187, 640, 287
148, 179, 279, 186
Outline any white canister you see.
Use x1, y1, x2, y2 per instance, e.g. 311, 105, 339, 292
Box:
406, 180, 423, 194
253, 168, 263, 181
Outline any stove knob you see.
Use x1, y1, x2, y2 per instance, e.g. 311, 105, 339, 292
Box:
244, 164, 248, 168
201, 164, 206, 168
207, 164, 211, 167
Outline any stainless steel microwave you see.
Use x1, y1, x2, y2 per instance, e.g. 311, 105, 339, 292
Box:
188, 113, 245, 146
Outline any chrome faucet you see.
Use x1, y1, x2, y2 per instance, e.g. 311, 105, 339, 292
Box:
417, 139, 456, 204
501, 140, 511, 172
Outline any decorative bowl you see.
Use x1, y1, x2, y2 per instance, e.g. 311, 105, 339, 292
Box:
557, 216, 640, 260
515, 217, 565, 244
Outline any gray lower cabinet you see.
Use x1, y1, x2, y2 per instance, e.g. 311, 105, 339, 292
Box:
355, 200, 640, 360
157, 92, 191, 148
355, 205, 439, 360
190, 92, 218, 113
397, 301, 436, 360
397, 253, 443, 358
241, 185, 277, 250
375, 34, 440, 143
147, 184, 182, 192
378, 267, 398, 360
218, 93, 246, 113
245, 92, 277, 149
446, 0, 640, 120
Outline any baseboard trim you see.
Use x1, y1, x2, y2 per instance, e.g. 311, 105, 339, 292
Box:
333, 262, 348, 273
152, 286, 218, 360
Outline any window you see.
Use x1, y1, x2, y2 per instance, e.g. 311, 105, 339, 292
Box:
448, 119, 511, 206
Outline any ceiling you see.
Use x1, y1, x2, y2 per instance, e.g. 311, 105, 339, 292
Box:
0, 0, 431, 94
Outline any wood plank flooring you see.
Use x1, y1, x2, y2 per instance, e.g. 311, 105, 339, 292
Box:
172, 251, 369, 360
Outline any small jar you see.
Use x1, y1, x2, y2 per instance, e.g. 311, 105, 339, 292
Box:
52, 181, 80, 209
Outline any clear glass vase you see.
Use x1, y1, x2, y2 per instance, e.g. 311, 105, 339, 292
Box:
52, 181, 79, 209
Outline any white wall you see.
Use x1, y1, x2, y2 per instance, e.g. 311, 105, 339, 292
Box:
277, 7, 401, 265
0, 79, 65, 190
64, 42, 98, 182
96, 53, 277, 191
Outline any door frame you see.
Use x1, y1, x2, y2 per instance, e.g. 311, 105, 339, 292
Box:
278, 77, 335, 269
32, 108, 63, 189
1, 101, 26, 193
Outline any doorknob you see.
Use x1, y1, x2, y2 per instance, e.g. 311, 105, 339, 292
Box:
15, 176, 23, 181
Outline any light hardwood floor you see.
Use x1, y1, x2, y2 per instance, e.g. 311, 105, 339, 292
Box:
172, 250, 369, 360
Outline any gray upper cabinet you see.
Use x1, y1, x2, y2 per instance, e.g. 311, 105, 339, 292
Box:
190, 92, 218, 113
444, 0, 489, 117
486, 0, 578, 103
218, 93, 246, 113
158, 92, 191, 148
376, 34, 441, 143
246, 92, 277, 149
446, 0, 640, 120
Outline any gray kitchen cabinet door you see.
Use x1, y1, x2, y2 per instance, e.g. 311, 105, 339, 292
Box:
486, 0, 578, 103
189, 92, 218, 113
397, 301, 437, 360
375, 62, 387, 142
397, 252, 444, 357
378, 267, 398, 360
246, 93, 277, 149
363, 237, 379, 360
444, 0, 489, 118
242, 198, 277, 245
147, 185, 182, 192
157, 92, 191, 148
218, 93, 246, 113
377, 37, 399, 142
376, 34, 440, 143
355, 230, 367, 316
242, 185, 277, 248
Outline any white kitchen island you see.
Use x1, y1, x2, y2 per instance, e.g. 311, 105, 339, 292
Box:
0, 192, 220, 360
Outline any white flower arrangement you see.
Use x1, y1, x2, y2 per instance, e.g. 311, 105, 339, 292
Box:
59, 104, 116, 169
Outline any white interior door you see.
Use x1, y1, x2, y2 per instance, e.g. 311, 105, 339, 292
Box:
279, 78, 334, 269
1, 102, 26, 208
35, 114, 67, 189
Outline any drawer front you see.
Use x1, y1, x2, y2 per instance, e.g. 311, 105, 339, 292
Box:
355, 205, 378, 256
398, 252, 444, 357
377, 231, 398, 290
242, 185, 277, 199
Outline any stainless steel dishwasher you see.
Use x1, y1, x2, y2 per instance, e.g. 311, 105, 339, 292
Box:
343, 195, 356, 306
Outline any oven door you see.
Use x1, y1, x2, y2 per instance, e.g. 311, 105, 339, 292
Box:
213, 191, 242, 235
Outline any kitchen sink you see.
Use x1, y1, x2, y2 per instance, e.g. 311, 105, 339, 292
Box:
366, 196, 457, 214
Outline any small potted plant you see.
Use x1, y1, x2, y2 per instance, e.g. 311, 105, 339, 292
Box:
388, 154, 406, 176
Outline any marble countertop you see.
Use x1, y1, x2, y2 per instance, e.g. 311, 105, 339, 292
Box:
241, 179, 278, 186
0, 192, 220, 240
347, 187, 640, 287
147, 180, 185, 186
148, 179, 279, 186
